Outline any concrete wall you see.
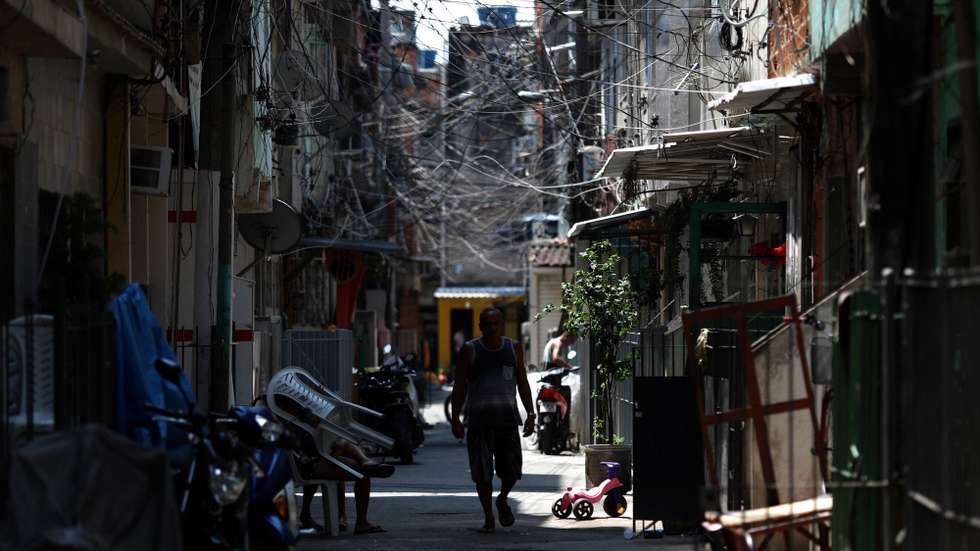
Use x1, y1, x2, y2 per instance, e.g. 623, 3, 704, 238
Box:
809, 0, 863, 60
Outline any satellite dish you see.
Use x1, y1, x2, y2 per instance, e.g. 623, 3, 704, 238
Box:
237, 198, 303, 254
273, 50, 325, 101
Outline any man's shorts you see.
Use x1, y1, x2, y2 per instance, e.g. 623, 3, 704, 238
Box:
466, 425, 523, 485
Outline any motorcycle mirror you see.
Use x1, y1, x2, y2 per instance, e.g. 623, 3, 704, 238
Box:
567, 350, 577, 360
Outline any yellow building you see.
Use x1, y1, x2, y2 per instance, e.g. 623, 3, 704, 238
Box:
434, 287, 527, 371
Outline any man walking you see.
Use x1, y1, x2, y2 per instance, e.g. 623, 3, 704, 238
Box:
451, 307, 535, 533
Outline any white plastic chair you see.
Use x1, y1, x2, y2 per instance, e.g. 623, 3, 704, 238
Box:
288, 453, 343, 536
267, 367, 394, 536
267, 366, 394, 458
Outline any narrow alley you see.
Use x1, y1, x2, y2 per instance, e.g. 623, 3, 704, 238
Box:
297, 389, 702, 551
3, 0, 979, 550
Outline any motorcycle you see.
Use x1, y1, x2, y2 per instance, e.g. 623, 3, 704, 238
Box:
534, 365, 580, 455
150, 360, 298, 550
229, 405, 300, 550
356, 348, 424, 464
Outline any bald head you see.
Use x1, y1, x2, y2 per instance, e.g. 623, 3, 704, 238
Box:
479, 307, 503, 323
478, 307, 504, 339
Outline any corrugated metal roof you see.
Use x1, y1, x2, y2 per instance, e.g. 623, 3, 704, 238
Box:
595, 127, 772, 181
434, 287, 526, 299
528, 239, 573, 267
707, 73, 816, 114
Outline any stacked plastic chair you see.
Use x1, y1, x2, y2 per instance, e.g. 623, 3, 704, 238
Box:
266, 366, 394, 535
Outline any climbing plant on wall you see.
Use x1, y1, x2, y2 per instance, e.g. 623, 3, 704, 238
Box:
659, 182, 740, 304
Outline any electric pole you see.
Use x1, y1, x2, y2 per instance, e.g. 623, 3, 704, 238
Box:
213, 43, 238, 411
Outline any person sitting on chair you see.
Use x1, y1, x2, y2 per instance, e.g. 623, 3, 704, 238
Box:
262, 393, 394, 535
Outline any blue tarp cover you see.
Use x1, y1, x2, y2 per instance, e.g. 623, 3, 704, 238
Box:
110, 284, 195, 447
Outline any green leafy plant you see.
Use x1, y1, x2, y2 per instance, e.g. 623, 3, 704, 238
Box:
543, 240, 638, 444
39, 191, 123, 304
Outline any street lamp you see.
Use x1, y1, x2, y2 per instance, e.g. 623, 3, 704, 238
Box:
732, 213, 758, 238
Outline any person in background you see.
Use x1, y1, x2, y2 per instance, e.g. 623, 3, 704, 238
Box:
542, 331, 576, 369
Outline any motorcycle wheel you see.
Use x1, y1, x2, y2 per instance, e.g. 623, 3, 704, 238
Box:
538, 415, 556, 454
444, 393, 452, 424
603, 493, 628, 517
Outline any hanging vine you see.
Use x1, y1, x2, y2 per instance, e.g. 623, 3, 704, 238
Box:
659, 182, 740, 302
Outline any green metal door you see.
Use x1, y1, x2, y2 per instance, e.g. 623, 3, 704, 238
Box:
832, 290, 881, 550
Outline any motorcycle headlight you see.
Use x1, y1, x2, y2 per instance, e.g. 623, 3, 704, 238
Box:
261, 421, 284, 443
253, 413, 283, 443
209, 462, 247, 506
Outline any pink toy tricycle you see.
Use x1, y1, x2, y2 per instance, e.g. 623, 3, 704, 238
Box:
552, 461, 628, 520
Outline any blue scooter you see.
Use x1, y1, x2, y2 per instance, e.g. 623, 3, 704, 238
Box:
229, 405, 300, 550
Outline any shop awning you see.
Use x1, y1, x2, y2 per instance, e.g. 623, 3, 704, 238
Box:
434, 287, 526, 299
707, 73, 816, 115
299, 237, 403, 254
596, 127, 771, 181
568, 207, 658, 239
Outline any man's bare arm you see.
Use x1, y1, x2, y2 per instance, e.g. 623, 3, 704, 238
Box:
451, 343, 472, 423
550, 343, 571, 368
515, 345, 534, 417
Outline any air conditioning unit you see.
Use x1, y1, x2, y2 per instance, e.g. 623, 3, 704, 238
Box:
3, 315, 55, 432
131, 146, 173, 196
585, 0, 626, 26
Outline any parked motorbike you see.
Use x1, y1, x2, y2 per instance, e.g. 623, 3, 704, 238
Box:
535, 365, 580, 455
228, 405, 300, 550
356, 349, 424, 464
150, 360, 298, 550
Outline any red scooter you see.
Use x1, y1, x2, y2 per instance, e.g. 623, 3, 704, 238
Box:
534, 366, 579, 454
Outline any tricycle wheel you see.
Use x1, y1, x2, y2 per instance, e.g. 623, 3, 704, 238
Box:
603, 493, 628, 517
552, 498, 572, 519
573, 500, 593, 520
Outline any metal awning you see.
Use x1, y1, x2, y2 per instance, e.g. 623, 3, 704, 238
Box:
299, 237, 403, 254
595, 127, 772, 181
568, 207, 656, 239
707, 73, 816, 114
434, 287, 526, 299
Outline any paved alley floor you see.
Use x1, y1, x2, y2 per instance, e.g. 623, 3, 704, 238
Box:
296, 389, 708, 551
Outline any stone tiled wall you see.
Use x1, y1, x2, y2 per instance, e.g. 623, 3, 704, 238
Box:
25, 58, 104, 198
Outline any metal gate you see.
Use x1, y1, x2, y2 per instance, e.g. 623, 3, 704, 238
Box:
894, 273, 980, 550
282, 329, 354, 400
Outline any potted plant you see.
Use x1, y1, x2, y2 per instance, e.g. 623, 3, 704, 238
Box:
545, 240, 638, 490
